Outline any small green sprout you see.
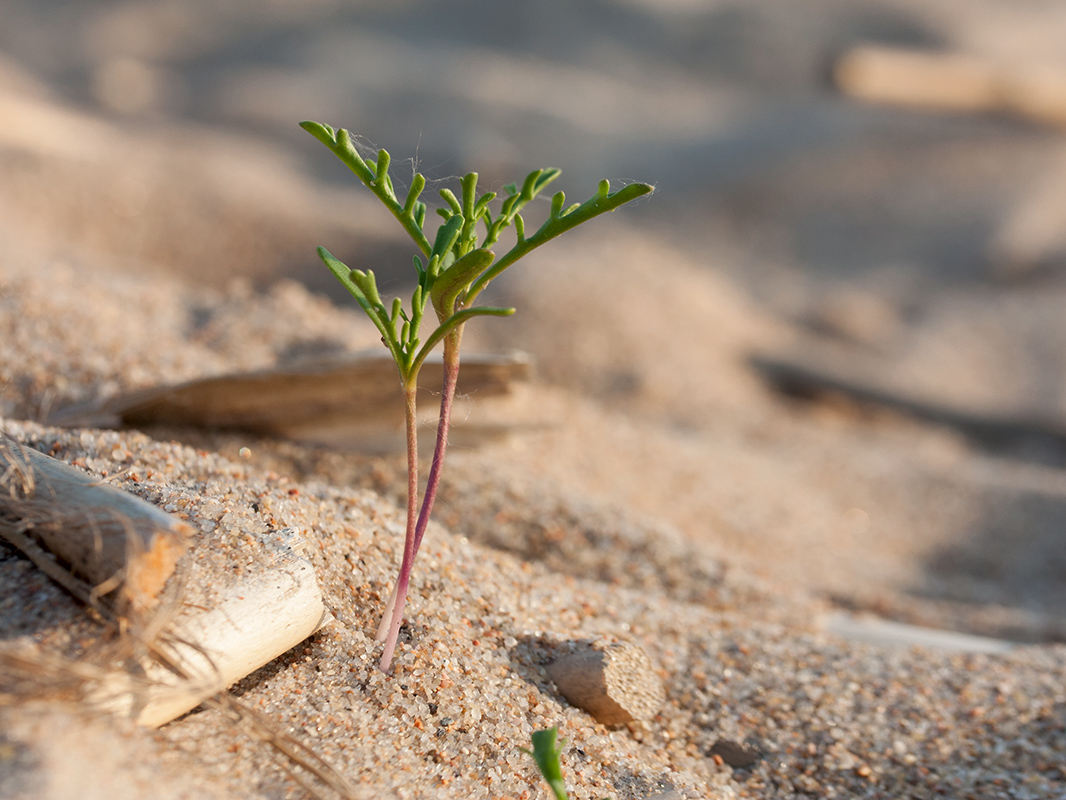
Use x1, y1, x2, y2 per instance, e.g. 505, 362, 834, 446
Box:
302, 120, 653, 672
524, 727, 571, 800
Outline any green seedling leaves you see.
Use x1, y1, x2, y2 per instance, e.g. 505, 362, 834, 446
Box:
409, 303, 514, 378
439, 188, 462, 216
303, 119, 652, 673
299, 120, 336, 148
430, 215, 464, 268
304, 120, 653, 375
375, 148, 391, 184
403, 173, 426, 214
523, 727, 612, 800
465, 177, 654, 303
301, 121, 432, 256
316, 246, 406, 369
523, 728, 570, 800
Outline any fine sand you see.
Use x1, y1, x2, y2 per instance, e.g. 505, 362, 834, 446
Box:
2, 47, 1066, 800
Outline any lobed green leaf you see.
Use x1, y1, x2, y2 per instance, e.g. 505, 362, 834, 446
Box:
403, 173, 427, 213
306, 120, 653, 384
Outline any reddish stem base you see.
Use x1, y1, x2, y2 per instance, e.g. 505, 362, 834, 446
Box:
375, 333, 461, 672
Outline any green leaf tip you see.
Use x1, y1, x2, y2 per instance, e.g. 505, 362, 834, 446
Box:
375, 148, 391, 181
550, 191, 566, 219
614, 181, 655, 200
525, 727, 569, 800
439, 188, 462, 215
521, 168, 554, 199
299, 120, 336, 145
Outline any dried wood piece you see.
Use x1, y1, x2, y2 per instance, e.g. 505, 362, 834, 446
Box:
820, 611, 1015, 654
118, 528, 330, 727
1, 439, 330, 727
0, 435, 189, 613
834, 45, 1066, 128
50, 350, 533, 453
546, 641, 664, 725
2, 531, 329, 728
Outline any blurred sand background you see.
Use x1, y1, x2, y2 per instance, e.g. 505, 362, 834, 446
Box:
2, 1, 1066, 798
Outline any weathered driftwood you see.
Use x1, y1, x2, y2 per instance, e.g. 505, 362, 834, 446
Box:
2, 541, 329, 728
546, 641, 664, 726
820, 611, 1015, 654
3, 520, 329, 728
119, 528, 330, 727
0, 438, 330, 727
50, 350, 533, 453
0, 435, 189, 613
834, 45, 1066, 128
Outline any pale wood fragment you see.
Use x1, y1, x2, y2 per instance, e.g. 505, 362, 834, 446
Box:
0, 435, 189, 613
834, 45, 1066, 128
820, 611, 1015, 653
2, 541, 329, 728
122, 528, 331, 727
50, 350, 533, 453
1, 437, 330, 727
546, 641, 664, 725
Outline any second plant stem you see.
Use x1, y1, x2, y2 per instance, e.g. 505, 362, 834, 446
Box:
375, 328, 463, 672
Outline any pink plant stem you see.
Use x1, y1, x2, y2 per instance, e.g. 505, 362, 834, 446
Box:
412, 331, 461, 554
375, 379, 421, 671
376, 329, 463, 673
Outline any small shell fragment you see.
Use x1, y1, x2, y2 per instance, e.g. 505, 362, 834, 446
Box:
546, 640, 664, 725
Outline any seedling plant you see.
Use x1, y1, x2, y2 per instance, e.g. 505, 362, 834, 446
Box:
523, 727, 572, 800
302, 120, 652, 672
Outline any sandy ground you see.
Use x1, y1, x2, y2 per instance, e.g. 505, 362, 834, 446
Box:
3, 3, 1066, 798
